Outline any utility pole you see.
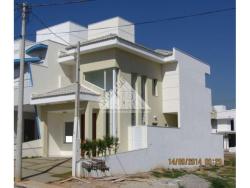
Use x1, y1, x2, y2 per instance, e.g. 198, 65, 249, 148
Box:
15, 2, 28, 182
72, 41, 81, 177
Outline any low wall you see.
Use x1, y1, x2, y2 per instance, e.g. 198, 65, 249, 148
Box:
14, 139, 43, 158
100, 126, 224, 175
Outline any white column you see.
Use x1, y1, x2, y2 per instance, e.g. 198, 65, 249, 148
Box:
104, 70, 107, 90
112, 68, 117, 137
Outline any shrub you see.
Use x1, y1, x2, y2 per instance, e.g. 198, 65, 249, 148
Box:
114, 137, 119, 154
104, 136, 114, 155
81, 136, 120, 158
82, 139, 92, 158
96, 139, 106, 156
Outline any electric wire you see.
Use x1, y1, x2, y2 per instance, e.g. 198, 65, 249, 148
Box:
31, 11, 71, 45
15, 0, 96, 8
18, 7, 235, 38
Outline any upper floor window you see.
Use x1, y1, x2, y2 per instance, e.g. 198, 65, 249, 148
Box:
211, 119, 218, 129
85, 68, 113, 91
141, 76, 146, 125
152, 79, 158, 96
141, 76, 146, 100
230, 119, 234, 131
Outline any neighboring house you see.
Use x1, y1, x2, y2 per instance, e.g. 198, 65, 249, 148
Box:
15, 17, 223, 174
14, 39, 43, 156
211, 105, 236, 152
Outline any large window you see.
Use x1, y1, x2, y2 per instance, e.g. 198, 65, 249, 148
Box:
106, 110, 110, 136
152, 79, 158, 96
211, 119, 218, 129
131, 73, 137, 126
65, 122, 73, 143
141, 76, 146, 125
85, 68, 113, 91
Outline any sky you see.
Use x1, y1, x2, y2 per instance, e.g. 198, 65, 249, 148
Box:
14, 0, 236, 109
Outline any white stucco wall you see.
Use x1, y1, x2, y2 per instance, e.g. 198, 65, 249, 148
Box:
14, 139, 43, 158
162, 62, 179, 113
86, 48, 224, 175
36, 21, 88, 45
88, 17, 135, 42
85, 126, 223, 175
48, 111, 74, 157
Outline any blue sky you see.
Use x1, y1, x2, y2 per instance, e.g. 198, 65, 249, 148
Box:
14, 0, 236, 108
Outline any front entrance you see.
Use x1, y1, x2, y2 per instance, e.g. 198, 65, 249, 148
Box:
23, 119, 36, 142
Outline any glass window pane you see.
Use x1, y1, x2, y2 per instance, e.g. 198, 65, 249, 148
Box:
65, 122, 73, 143
85, 69, 104, 89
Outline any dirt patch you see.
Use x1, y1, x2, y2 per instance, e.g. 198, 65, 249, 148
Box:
50, 153, 235, 188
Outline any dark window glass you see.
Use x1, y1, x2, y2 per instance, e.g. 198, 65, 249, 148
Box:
23, 119, 35, 142
230, 119, 234, 131
229, 134, 236, 147
106, 110, 110, 136
65, 122, 73, 143
152, 79, 158, 96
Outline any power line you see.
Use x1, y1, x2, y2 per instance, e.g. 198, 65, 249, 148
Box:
20, 7, 235, 38
31, 11, 71, 45
15, 0, 96, 8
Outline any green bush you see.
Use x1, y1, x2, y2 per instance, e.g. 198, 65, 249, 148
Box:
96, 139, 106, 156
81, 136, 119, 158
210, 177, 228, 188
104, 136, 114, 155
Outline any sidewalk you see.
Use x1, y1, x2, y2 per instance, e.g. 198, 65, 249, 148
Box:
14, 157, 72, 183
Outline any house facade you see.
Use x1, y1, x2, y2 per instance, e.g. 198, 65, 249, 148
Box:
15, 17, 223, 174
14, 39, 42, 156
211, 105, 236, 152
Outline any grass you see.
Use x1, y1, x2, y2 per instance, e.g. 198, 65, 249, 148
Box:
22, 156, 41, 159
151, 168, 186, 178
150, 153, 236, 188
52, 171, 72, 178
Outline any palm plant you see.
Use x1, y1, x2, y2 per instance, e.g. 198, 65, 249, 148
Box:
104, 136, 114, 155
114, 137, 119, 154
84, 139, 92, 158
96, 139, 106, 156
91, 140, 97, 157
81, 140, 86, 158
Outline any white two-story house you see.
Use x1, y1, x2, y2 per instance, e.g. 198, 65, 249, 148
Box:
14, 17, 223, 174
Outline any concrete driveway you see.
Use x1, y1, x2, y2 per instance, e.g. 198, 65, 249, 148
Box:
15, 157, 72, 183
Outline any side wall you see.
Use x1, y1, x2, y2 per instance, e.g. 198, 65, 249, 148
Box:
30, 41, 73, 94
89, 126, 224, 175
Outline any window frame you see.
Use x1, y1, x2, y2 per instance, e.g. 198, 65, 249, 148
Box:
64, 121, 74, 144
